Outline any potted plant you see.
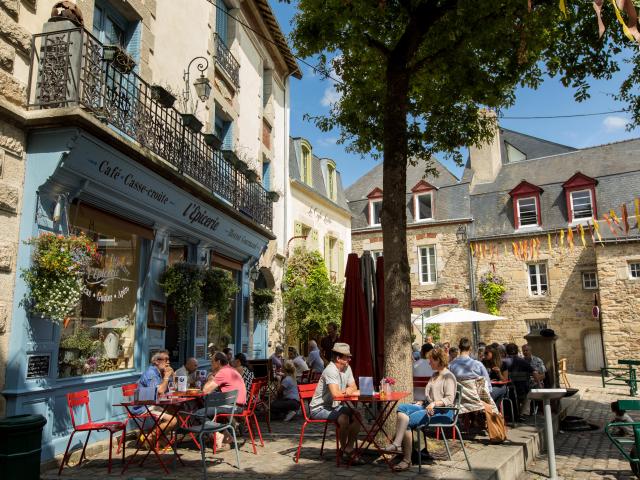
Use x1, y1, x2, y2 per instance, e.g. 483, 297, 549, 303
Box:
266, 191, 280, 202
246, 169, 259, 182
201, 267, 239, 318
252, 288, 275, 321
21, 232, 99, 324
103, 45, 136, 74
150, 84, 177, 108
203, 133, 223, 149
180, 113, 204, 133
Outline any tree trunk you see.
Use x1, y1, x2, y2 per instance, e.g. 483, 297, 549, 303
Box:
382, 63, 412, 399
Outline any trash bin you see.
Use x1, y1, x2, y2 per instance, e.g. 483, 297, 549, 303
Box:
0, 414, 47, 480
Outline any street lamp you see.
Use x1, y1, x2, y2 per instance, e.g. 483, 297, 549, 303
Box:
183, 56, 212, 103
249, 264, 261, 282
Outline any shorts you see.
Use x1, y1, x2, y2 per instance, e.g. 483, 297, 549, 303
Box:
310, 405, 353, 421
397, 403, 455, 429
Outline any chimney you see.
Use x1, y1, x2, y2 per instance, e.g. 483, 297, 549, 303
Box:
469, 110, 502, 185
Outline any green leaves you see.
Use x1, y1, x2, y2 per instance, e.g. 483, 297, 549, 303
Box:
159, 263, 203, 323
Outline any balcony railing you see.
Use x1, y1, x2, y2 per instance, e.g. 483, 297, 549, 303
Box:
26, 27, 271, 229
214, 33, 240, 88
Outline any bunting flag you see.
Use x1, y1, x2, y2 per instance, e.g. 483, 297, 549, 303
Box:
610, 209, 624, 234
529, 239, 534, 259
547, 233, 553, 251
593, 218, 604, 244
537, 238, 542, 257
635, 198, 640, 228
560, 229, 565, 248
578, 224, 587, 247
504, 243, 508, 256
567, 227, 575, 250
603, 213, 618, 236
520, 240, 526, 259
622, 203, 630, 234
470, 243, 474, 257
588, 221, 596, 244
559, 0, 568, 17
610, 0, 637, 42
512, 241, 518, 258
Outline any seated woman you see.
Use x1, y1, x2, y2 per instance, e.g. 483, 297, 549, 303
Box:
384, 348, 457, 471
482, 345, 508, 404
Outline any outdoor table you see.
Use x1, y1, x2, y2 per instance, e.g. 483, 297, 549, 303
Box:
334, 391, 410, 469
527, 388, 566, 480
115, 396, 191, 474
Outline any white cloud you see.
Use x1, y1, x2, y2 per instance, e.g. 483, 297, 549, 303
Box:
321, 86, 341, 107
602, 115, 628, 133
317, 136, 338, 147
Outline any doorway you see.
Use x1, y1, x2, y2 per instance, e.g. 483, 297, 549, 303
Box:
583, 330, 604, 372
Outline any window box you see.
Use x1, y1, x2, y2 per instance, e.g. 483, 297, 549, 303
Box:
527, 263, 548, 296
266, 191, 280, 202
150, 85, 177, 108
102, 45, 136, 74
180, 113, 203, 133
203, 133, 223, 149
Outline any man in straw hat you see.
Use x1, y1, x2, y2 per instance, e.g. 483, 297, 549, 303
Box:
309, 342, 365, 465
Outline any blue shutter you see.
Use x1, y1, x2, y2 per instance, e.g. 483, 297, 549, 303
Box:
222, 122, 234, 150
216, 1, 229, 45
262, 161, 271, 190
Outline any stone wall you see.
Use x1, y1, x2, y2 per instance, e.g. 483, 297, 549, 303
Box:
595, 241, 640, 367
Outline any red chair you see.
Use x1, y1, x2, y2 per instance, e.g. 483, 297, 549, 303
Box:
309, 371, 322, 383
59, 389, 127, 475
294, 383, 341, 465
215, 380, 265, 454
117, 383, 160, 453
253, 376, 272, 433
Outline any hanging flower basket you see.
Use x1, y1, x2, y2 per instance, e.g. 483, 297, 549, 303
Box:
478, 272, 507, 315
201, 267, 239, 318
252, 288, 275, 321
266, 191, 280, 202
159, 263, 203, 322
103, 45, 136, 74
150, 84, 176, 108
21, 232, 99, 324
246, 169, 259, 182
203, 133, 223, 149
180, 113, 203, 133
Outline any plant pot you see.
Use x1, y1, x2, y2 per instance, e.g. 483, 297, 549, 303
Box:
266, 191, 280, 202
203, 133, 222, 149
246, 170, 259, 182
180, 113, 203, 133
61, 348, 80, 363
103, 45, 136, 74
150, 85, 176, 108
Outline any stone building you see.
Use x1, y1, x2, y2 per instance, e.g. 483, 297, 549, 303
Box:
346, 123, 640, 372
0, 0, 299, 460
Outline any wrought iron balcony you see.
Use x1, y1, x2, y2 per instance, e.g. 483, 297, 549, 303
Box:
214, 33, 240, 88
26, 27, 271, 230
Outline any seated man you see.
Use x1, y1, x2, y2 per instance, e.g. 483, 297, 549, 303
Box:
135, 350, 176, 444
269, 346, 285, 380
309, 342, 365, 465
503, 343, 538, 419
174, 356, 199, 388
307, 340, 324, 373
448, 338, 497, 415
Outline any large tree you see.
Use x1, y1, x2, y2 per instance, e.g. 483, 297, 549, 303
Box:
289, 0, 636, 390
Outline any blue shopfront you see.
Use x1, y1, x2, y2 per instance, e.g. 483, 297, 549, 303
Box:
2, 127, 271, 460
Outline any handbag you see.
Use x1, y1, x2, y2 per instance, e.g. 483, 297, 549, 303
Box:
483, 402, 507, 443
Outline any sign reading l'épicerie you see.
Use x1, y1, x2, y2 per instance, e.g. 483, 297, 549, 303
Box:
64, 146, 264, 257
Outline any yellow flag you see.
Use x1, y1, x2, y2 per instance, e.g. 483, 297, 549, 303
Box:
547, 233, 552, 251
470, 243, 474, 256
559, 0, 568, 18
593, 218, 603, 243
635, 198, 640, 227
610, 0, 636, 41
567, 227, 574, 250
560, 229, 565, 248
504, 243, 508, 256
578, 224, 586, 247
512, 242, 518, 258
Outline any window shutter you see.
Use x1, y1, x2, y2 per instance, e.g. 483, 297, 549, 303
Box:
338, 240, 345, 279
310, 229, 318, 250
222, 122, 234, 150
262, 160, 271, 191
324, 235, 331, 265
294, 221, 302, 236
216, 1, 229, 45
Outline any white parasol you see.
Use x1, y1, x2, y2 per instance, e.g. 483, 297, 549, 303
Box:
413, 307, 506, 325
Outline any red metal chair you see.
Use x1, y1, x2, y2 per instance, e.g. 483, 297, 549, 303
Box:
294, 383, 341, 465
253, 376, 272, 433
309, 371, 322, 383
59, 389, 127, 475
215, 380, 265, 454
117, 382, 160, 454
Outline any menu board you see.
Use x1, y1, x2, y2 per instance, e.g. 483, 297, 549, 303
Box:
27, 354, 50, 379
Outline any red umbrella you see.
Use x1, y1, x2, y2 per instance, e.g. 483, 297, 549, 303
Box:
340, 253, 373, 378
374, 255, 385, 382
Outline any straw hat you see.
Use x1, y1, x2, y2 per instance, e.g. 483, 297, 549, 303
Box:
332, 342, 352, 356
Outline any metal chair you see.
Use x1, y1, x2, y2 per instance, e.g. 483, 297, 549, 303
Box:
416, 384, 472, 472
215, 380, 265, 454
59, 389, 127, 475
294, 383, 341, 465
176, 390, 240, 478
558, 358, 571, 388
253, 376, 272, 433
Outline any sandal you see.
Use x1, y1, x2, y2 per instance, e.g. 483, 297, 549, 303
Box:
343, 451, 367, 466
383, 443, 402, 454
392, 459, 412, 471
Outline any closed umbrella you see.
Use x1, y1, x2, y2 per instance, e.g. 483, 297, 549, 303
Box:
374, 255, 385, 382
360, 252, 376, 378
340, 253, 373, 378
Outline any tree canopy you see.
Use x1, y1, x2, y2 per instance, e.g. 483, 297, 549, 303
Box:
289, 0, 638, 389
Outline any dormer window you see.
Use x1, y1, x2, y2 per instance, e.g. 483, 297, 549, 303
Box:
505, 142, 527, 163
509, 180, 543, 229
326, 162, 337, 201
300, 141, 313, 186
367, 187, 383, 226
563, 172, 597, 223
411, 180, 436, 222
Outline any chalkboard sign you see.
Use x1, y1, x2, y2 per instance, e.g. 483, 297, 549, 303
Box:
26, 354, 50, 379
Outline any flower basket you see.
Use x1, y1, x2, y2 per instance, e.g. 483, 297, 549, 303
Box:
103, 45, 136, 74
150, 85, 176, 108
21, 233, 99, 323
246, 170, 259, 182
203, 133, 223, 149
266, 191, 280, 202
180, 113, 203, 133
252, 288, 274, 321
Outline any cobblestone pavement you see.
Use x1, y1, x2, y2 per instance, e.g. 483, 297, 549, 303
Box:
521, 373, 638, 480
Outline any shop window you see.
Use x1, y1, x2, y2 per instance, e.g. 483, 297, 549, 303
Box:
58, 204, 151, 378
207, 255, 241, 354
527, 262, 548, 296
630, 262, 640, 279
582, 271, 598, 289
418, 246, 437, 284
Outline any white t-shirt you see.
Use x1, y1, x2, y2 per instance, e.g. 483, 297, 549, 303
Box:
293, 355, 310, 377
309, 362, 354, 411
413, 359, 434, 401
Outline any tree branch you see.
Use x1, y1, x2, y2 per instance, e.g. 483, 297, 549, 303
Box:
363, 32, 391, 57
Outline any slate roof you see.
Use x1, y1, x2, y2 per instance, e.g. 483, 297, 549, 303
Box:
289, 137, 350, 212
345, 157, 471, 230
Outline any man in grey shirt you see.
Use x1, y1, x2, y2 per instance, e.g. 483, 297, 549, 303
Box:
307, 340, 324, 373
309, 342, 364, 464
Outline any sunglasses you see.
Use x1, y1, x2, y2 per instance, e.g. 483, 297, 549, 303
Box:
158, 357, 169, 361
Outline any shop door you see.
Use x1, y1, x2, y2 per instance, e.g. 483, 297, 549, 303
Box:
584, 331, 604, 372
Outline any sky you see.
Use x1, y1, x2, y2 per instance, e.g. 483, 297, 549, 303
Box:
271, 1, 639, 188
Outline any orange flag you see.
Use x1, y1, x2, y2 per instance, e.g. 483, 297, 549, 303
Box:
536, 238, 541, 258
567, 227, 574, 249
610, 209, 624, 234
512, 241, 518, 258
622, 204, 630, 234
603, 213, 618, 236
547, 233, 552, 251
504, 243, 508, 256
